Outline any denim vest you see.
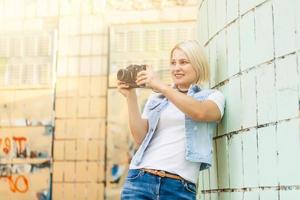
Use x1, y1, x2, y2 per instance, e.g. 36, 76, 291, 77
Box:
131, 84, 218, 171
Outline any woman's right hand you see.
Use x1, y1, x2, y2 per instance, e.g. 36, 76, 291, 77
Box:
117, 80, 136, 98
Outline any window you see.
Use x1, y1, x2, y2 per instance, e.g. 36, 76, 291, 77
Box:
0, 32, 55, 87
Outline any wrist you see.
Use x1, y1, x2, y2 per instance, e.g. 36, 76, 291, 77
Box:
126, 89, 137, 100
160, 84, 171, 94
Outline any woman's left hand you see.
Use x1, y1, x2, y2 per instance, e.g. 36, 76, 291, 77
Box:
135, 65, 166, 92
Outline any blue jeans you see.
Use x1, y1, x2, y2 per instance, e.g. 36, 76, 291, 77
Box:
121, 169, 196, 200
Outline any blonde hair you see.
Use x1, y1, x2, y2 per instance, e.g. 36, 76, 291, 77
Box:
170, 40, 210, 85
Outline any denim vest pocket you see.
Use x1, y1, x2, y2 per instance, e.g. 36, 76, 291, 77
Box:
147, 99, 162, 110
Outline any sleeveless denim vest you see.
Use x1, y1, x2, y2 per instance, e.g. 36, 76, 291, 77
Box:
131, 84, 218, 171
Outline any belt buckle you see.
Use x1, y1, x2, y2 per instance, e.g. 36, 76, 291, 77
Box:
157, 170, 166, 177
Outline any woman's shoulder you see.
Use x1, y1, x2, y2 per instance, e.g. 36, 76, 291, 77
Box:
194, 87, 221, 96
192, 88, 225, 103
204, 88, 224, 96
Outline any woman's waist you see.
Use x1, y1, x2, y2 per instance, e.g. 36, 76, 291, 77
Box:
129, 162, 200, 184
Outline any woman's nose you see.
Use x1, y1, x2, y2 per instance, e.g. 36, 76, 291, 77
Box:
172, 63, 181, 70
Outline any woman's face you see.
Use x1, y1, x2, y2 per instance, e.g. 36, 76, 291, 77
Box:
170, 48, 198, 90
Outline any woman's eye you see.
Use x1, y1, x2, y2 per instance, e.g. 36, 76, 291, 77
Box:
180, 60, 189, 65
171, 60, 190, 65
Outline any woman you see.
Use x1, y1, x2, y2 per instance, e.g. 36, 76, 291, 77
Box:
117, 40, 225, 200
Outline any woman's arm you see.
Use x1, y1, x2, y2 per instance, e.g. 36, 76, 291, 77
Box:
117, 81, 148, 145
126, 92, 148, 145
136, 67, 222, 122
160, 85, 222, 122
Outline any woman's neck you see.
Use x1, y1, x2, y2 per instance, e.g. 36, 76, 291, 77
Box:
177, 87, 189, 93
176, 85, 190, 93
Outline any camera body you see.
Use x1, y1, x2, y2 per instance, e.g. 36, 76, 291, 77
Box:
117, 64, 147, 88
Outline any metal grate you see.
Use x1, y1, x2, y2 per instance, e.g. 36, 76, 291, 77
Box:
38, 36, 51, 56
158, 59, 172, 83
23, 36, 36, 56
159, 29, 174, 51
9, 37, 22, 57
6, 64, 20, 85
144, 30, 157, 51
127, 31, 140, 52
0, 32, 55, 87
0, 37, 8, 56
21, 64, 35, 85
114, 31, 126, 52
37, 64, 52, 84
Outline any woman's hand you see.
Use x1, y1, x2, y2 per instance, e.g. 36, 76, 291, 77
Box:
117, 80, 136, 98
136, 66, 166, 92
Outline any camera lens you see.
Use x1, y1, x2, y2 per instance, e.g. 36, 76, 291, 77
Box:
117, 69, 127, 81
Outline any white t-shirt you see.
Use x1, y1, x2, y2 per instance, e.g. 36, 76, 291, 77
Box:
130, 90, 225, 184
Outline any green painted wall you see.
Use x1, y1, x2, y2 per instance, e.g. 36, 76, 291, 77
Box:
197, 0, 300, 199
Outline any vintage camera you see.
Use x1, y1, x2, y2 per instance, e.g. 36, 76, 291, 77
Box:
117, 64, 147, 88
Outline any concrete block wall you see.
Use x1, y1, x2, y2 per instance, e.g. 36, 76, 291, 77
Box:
53, 1, 107, 199
197, 0, 300, 199
0, 0, 108, 199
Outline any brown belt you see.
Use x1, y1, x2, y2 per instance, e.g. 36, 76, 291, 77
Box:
142, 168, 184, 181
